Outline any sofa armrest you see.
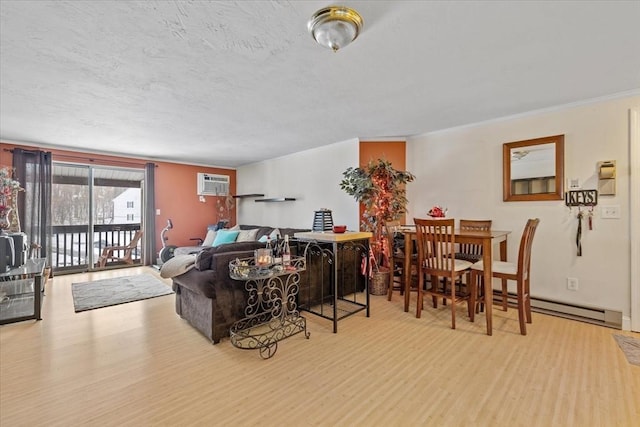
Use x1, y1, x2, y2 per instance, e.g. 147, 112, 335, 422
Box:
190, 237, 204, 245
196, 242, 265, 271
172, 268, 217, 299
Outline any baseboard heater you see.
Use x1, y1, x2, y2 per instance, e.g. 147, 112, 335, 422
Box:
492, 292, 622, 329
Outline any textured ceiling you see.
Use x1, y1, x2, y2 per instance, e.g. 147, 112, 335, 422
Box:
1, 1, 639, 168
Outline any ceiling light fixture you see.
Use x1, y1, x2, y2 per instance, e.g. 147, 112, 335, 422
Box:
308, 6, 363, 52
512, 150, 530, 161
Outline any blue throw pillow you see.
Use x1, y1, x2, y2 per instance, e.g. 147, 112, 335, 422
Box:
212, 230, 240, 247
258, 228, 280, 243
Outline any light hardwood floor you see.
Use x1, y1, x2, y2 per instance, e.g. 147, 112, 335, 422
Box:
1, 267, 639, 426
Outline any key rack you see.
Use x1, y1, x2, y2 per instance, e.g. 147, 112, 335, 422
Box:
565, 189, 598, 207
565, 190, 598, 257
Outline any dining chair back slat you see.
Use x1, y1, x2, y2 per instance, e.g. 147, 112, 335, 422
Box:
456, 219, 492, 262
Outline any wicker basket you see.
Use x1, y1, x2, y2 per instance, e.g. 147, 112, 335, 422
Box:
370, 269, 390, 295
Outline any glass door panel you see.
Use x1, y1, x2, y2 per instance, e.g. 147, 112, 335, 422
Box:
51, 164, 90, 272
92, 167, 144, 269
51, 163, 145, 274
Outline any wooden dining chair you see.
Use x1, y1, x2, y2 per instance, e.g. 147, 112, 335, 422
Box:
456, 219, 492, 262
414, 218, 473, 329
97, 230, 143, 268
384, 220, 418, 301
469, 218, 540, 335
454, 219, 492, 299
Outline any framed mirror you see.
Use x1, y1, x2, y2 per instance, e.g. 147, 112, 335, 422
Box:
503, 135, 564, 201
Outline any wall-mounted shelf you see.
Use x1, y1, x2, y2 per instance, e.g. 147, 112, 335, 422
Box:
255, 197, 296, 203
233, 194, 265, 199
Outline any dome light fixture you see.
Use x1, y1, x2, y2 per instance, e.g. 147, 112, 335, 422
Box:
308, 6, 364, 52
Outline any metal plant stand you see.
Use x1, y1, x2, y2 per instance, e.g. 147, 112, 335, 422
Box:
229, 256, 309, 359
293, 231, 372, 333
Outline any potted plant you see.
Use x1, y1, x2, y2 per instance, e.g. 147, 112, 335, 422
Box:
0, 166, 23, 233
340, 158, 415, 294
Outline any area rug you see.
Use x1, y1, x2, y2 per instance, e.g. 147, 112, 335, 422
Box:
613, 334, 640, 366
72, 274, 174, 312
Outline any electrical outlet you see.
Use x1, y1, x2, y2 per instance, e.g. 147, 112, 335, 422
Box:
601, 205, 620, 219
567, 277, 579, 291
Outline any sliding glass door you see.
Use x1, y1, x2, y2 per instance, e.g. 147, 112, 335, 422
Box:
51, 163, 145, 273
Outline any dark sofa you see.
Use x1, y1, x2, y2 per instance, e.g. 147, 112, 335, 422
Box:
171, 226, 312, 343
171, 225, 368, 344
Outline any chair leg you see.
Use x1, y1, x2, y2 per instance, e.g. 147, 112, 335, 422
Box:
442, 277, 447, 306
449, 278, 456, 329
525, 277, 532, 324
517, 279, 526, 335
416, 274, 424, 318
465, 275, 472, 319
473, 273, 484, 314
501, 280, 508, 311
429, 275, 438, 308
98, 249, 111, 268
469, 271, 477, 323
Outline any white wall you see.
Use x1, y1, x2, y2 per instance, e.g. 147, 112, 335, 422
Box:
406, 94, 639, 321
235, 94, 638, 326
236, 139, 360, 230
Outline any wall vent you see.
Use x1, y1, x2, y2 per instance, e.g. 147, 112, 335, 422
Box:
492, 292, 622, 329
519, 294, 622, 329
197, 173, 229, 196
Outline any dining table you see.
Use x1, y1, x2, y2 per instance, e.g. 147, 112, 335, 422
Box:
399, 225, 511, 335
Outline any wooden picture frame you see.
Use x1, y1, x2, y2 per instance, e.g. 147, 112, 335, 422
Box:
503, 135, 564, 202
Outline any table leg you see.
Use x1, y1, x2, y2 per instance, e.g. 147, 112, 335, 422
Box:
333, 242, 338, 333
404, 234, 412, 312
34, 274, 43, 320
500, 239, 508, 311
365, 239, 370, 317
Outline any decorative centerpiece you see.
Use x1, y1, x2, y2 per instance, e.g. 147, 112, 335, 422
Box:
254, 248, 273, 272
332, 225, 347, 233
427, 205, 447, 218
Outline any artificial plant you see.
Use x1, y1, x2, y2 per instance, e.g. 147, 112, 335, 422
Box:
340, 158, 415, 269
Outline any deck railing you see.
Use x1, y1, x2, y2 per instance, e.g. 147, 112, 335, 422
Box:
51, 224, 142, 272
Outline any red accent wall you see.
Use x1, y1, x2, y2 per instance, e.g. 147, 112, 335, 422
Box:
0, 142, 236, 253
358, 140, 407, 226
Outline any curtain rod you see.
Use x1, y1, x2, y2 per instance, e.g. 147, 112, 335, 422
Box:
3, 147, 41, 155
3, 148, 157, 167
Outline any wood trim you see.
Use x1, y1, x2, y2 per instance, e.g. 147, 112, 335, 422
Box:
503, 135, 564, 202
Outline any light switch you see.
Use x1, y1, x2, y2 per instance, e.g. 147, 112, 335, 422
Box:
568, 178, 580, 190
156, 209, 161, 216
601, 205, 620, 219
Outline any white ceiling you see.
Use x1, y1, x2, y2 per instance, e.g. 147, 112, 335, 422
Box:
1, 1, 639, 168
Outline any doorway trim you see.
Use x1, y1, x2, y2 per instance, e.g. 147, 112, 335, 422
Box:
630, 107, 639, 332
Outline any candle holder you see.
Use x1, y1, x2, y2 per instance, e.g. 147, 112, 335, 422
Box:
254, 248, 273, 273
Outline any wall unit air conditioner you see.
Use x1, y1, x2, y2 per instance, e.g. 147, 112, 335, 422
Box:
197, 173, 230, 196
